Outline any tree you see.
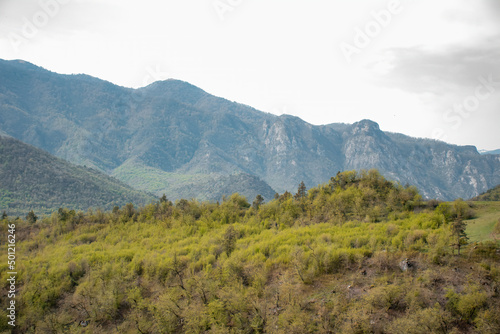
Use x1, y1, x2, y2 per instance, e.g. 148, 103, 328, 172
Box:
279, 191, 292, 202
329, 170, 357, 190
160, 194, 168, 203
294, 181, 307, 200
452, 199, 473, 220
58, 208, 74, 221
123, 203, 136, 218
449, 199, 471, 255
252, 194, 264, 210
450, 216, 468, 255
26, 210, 37, 224
223, 225, 237, 254
1, 211, 7, 220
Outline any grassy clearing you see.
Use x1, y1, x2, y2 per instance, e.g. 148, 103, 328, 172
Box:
111, 159, 210, 195
466, 201, 500, 242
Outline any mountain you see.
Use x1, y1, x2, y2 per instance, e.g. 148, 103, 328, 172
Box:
1, 59, 500, 200
0, 135, 156, 216
479, 149, 500, 155
471, 184, 500, 201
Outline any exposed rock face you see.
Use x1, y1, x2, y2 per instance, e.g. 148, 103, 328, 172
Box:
1, 59, 499, 201
337, 120, 500, 200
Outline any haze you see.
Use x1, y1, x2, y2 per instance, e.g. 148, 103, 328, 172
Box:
0, 0, 499, 150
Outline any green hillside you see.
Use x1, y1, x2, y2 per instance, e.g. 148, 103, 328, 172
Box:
471, 184, 500, 201
111, 159, 277, 201
466, 201, 500, 242
0, 136, 156, 216
1, 170, 499, 333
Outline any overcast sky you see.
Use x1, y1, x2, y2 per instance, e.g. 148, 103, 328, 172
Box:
0, 0, 499, 150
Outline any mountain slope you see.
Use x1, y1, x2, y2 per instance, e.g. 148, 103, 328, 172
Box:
1, 59, 499, 200
471, 184, 500, 201
111, 159, 277, 202
0, 135, 156, 215
480, 149, 500, 155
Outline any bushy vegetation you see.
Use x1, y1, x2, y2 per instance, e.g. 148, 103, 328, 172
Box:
1, 170, 499, 333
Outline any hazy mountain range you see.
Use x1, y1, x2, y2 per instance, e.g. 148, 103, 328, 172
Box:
1, 59, 499, 204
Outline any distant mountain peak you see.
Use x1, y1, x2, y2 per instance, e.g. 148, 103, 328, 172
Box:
138, 78, 211, 105
351, 119, 381, 134
144, 78, 199, 89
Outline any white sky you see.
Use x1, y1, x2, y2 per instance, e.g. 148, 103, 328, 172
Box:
0, 0, 499, 150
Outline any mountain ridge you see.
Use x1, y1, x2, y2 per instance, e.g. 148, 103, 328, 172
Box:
0, 135, 156, 216
1, 59, 499, 201
480, 149, 500, 155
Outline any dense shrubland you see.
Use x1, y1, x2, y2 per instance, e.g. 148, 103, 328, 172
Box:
1, 170, 499, 333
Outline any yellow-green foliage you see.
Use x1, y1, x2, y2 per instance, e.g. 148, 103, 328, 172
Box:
1, 170, 498, 333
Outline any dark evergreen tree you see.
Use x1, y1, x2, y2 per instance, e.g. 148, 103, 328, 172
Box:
160, 194, 168, 203
279, 191, 292, 202
26, 210, 37, 224
450, 201, 469, 255
58, 208, 70, 221
223, 225, 237, 254
252, 194, 264, 210
451, 218, 468, 255
295, 181, 307, 200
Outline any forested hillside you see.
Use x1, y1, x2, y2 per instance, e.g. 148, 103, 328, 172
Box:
0, 135, 156, 215
472, 184, 500, 201
110, 159, 277, 202
1, 170, 499, 333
